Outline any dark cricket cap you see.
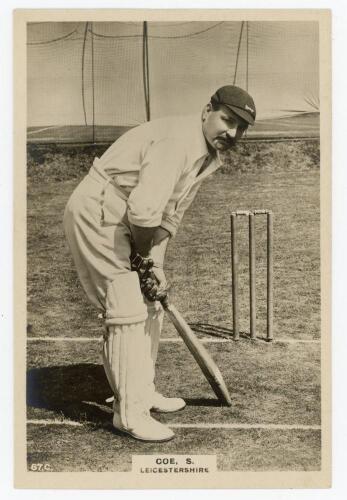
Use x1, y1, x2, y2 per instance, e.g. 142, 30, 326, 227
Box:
211, 85, 256, 125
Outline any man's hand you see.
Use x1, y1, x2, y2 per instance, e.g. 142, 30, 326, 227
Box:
152, 266, 168, 289
130, 252, 154, 280
130, 225, 171, 301
140, 266, 169, 302
130, 253, 169, 301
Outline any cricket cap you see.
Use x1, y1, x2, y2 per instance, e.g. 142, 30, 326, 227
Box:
211, 85, 256, 125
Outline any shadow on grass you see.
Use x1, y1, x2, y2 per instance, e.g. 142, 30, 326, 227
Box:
188, 323, 270, 342
184, 397, 225, 407
27, 363, 227, 425
27, 364, 112, 424
188, 322, 233, 339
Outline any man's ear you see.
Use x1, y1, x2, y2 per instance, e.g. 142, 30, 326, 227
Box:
202, 103, 212, 121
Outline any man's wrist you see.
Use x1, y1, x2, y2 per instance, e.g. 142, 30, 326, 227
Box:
150, 228, 170, 267
130, 223, 158, 256
152, 226, 171, 245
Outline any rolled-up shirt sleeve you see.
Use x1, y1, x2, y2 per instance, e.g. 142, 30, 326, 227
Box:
127, 138, 184, 227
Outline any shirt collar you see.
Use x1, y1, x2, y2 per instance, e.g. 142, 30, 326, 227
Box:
184, 114, 210, 164
188, 114, 223, 168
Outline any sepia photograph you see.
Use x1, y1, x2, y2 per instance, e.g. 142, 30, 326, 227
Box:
14, 8, 331, 489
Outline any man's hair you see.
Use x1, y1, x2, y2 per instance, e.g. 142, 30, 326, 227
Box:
210, 100, 222, 112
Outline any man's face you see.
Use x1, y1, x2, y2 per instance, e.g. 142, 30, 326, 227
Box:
202, 103, 248, 152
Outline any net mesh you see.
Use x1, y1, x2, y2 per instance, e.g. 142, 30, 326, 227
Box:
27, 21, 319, 141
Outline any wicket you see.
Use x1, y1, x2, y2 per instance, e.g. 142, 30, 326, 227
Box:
230, 210, 273, 341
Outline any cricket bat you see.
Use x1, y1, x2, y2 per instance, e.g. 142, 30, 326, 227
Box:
160, 295, 232, 406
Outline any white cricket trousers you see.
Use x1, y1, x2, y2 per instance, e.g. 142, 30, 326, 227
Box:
63, 163, 164, 425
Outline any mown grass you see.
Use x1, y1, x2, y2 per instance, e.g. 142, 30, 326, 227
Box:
27, 140, 320, 340
27, 425, 321, 472
26, 337, 321, 472
26, 139, 321, 471
27, 340, 320, 426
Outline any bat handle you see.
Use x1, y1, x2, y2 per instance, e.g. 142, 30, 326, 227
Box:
159, 293, 170, 310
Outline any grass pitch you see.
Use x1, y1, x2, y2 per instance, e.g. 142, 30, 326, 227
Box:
26, 139, 321, 472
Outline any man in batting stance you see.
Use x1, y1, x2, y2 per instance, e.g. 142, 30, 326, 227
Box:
63, 85, 256, 442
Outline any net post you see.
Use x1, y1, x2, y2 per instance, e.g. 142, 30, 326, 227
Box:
91, 22, 95, 143
142, 21, 150, 122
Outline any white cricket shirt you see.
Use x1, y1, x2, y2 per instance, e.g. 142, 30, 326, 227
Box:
94, 114, 222, 237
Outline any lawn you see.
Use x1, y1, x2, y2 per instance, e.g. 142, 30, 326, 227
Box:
27, 140, 320, 340
26, 139, 321, 472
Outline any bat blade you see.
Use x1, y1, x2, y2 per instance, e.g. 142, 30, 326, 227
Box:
163, 302, 232, 406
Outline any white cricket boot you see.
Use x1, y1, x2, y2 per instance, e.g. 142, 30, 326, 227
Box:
103, 322, 174, 442
151, 392, 186, 413
105, 392, 187, 414
112, 402, 174, 442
